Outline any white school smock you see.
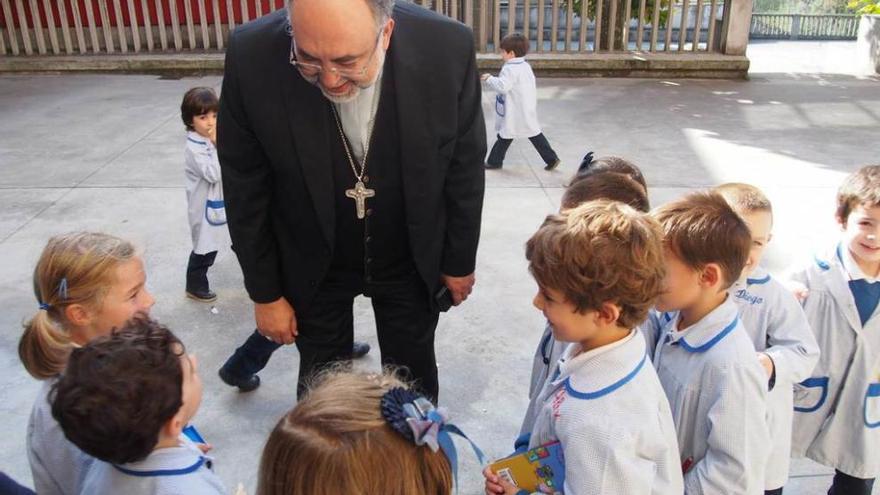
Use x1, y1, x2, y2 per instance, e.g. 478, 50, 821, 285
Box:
185, 131, 227, 255
81, 434, 227, 495
731, 266, 820, 489
790, 244, 880, 479
528, 330, 684, 495
641, 297, 770, 495
484, 57, 542, 139
519, 322, 569, 436
27, 378, 95, 495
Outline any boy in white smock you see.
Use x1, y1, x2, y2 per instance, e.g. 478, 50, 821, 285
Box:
51, 318, 225, 495
482, 33, 560, 171
642, 191, 770, 494
485, 200, 683, 495
519, 163, 651, 436
182, 87, 226, 303
715, 183, 820, 495
790, 165, 880, 495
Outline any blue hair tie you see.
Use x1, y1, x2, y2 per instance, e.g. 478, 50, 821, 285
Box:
381, 388, 485, 492
57, 277, 68, 300
39, 302, 50, 311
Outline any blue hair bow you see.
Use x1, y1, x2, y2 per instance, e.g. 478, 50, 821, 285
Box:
381, 388, 485, 490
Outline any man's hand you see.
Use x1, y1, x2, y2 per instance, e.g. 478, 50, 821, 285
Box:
255, 297, 298, 345
442, 272, 475, 306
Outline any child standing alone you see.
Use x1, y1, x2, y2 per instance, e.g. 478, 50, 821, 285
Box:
482, 33, 560, 171
181, 87, 226, 303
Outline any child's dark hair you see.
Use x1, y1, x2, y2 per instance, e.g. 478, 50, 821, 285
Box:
562, 171, 649, 212
653, 191, 751, 290
180, 87, 219, 131
500, 33, 529, 57
569, 153, 647, 190
51, 317, 185, 464
836, 165, 880, 225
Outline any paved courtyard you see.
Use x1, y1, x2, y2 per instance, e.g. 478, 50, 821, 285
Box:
0, 41, 878, 493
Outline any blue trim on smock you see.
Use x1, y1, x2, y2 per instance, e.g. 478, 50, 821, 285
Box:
747, 274, 771, 285
679, 316, 739, 353
186, 137, 208, 145
563, 354, 647, 400
112, 457, 206, 478
794, 376, 829, 413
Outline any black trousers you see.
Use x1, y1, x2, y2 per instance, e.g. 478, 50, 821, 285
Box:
222, 271, 440, 400
486, 133, 558, 167
186, 250, 217, 293
827, 470, 875, 495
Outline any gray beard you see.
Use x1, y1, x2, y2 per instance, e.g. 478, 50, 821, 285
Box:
304, 50, 386, 104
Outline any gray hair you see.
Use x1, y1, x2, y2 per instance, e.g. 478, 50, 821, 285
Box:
288, 0, 395, 29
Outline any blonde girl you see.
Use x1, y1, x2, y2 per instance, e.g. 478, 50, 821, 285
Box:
257, 370, 484, 495
19, 232, 155, 495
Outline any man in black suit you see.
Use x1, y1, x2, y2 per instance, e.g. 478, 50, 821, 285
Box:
216, 0, 485, 400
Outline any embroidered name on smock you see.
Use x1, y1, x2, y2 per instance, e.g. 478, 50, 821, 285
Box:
734, 288, 764, 305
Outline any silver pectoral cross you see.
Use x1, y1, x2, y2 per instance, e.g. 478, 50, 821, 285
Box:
345, 180, 376, 219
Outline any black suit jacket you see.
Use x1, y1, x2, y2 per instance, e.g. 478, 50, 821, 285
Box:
218, 3, 486, 311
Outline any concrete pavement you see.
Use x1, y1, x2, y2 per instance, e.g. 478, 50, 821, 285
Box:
0, 43, 878, 494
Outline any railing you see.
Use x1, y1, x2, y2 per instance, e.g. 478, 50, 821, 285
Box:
484, 0, 728, 53
750, 13, 859, 40
0, 0, 743, 57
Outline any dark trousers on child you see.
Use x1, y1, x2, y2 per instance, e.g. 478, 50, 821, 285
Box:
220, 271, 440, 400
486, 133, 558, 167
186, 250, 217, 293
827, 470, 874, 495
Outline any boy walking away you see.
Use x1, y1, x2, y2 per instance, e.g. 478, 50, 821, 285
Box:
181, 87, 226, 303
790, 165, 880, 495
482, 33, 561, 171
642, 191, 770, 494
51, 318, 225, 495
715, 183, 820, 495
485, 200, 683, 495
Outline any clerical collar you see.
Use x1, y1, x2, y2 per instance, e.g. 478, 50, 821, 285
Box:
333, 69, 384, 164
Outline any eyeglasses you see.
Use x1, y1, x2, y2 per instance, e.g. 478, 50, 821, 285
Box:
289, 26, 385, 80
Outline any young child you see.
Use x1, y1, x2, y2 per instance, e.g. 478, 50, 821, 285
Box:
486, 200, 683, 494
258, 369, 482, 494
715, 183, 820, 495
519, 168, 650, 436
790, 165, 880, 495
51, 318, 225, 494
19, 232, 155, 495
641, 191, 770, 494
482, 33, 560, 171
182, 87, 226, 303
569, 154, 647, 190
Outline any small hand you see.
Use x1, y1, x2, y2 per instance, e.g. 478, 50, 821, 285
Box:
482, 466, 506, 495
481, 73, 492, 82
442, 272, 475, 306
784, 280, 809, 302
195, 442, 213, 454
757, 352, 775, 379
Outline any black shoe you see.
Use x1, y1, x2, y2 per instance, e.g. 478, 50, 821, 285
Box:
544, 159, 561, 171
351, 341, 371, 359
186, 289, 217, 303
218, 366, 261, 392
484, 162, 503, 170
